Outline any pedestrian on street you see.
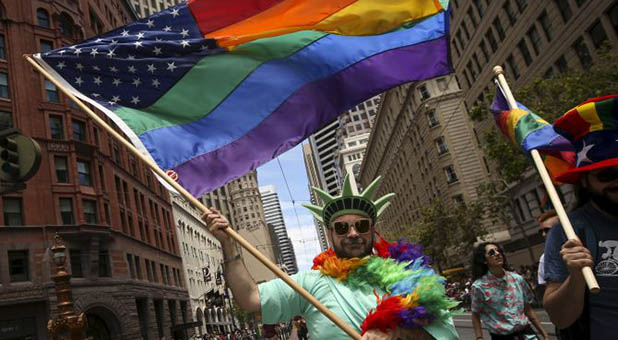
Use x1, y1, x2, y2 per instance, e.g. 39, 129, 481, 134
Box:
471, 242, 549, 340
543, 95, 618, 339
203, 175, 459, 340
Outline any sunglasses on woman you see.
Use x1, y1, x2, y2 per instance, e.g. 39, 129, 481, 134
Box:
487, 248, 501, 257
331, 219, 372, 236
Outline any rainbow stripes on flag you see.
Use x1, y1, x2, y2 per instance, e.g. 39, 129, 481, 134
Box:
35, 0, 451, 197
490, 86, 575, 182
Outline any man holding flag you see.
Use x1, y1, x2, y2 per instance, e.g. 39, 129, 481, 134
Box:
204, 176, 459, 340
542, 95, 618, 339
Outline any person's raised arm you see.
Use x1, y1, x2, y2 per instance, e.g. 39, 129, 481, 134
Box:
543, 239, 592, 328
203, 208, 260, 313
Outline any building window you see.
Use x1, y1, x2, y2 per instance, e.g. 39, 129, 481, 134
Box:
99, 250, 111, 277
8, 250, 29, 282
574, 0, 588, 7
526, 26, 542, 55
573, 37, 592, 69
537, 11, 553, 43
127, 254, 135, 279
0, 72, 9, 98
45, 80, 59, 103
0, 35, 5, 60
77, 160, 92, 186
60, 197, 74, 224
467, 61, 477, 81
58, 13, 75, 36
3, 197, 22, 225
427, 110, 439, 127
467, 8, 477, 26
0, 111, 12, 130
609, 4, 618, 35
515, 0, 527, 12
518, 40, 533, 66
36, 9, 50, 28
418, 85, 430, 100
40, 40, 53, 53
50, 115, 64, 139
588, 20, 608, 49
485, 29, 498, 52
70, 249, 83, 277
555, 55, 568, 73
444, 165, 459, 184
492, 19, 506, 41
72, 120, 86, 142
83, 199, 98, 224
472, 0, 484, 16
554, 0, 572, 23
479, 41, 489, 63
435, 137, 448, 155
503, 1, 517, 25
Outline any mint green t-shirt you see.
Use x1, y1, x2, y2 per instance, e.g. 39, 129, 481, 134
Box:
258, 270, 459, 339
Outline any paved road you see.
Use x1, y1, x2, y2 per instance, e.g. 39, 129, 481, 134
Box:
454, 310, 557, 340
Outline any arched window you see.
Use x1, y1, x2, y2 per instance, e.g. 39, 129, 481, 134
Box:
58, 13, 74, 36
37, 9, 50, 28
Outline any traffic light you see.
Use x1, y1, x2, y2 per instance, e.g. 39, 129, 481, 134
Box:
0, 135, 19, 179
0, 129, 41, 183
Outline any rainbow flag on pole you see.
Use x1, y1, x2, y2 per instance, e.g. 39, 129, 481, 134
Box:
34, 0, 451, 197
490, 85, 575, 181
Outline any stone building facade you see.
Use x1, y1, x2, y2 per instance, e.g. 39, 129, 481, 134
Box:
302, 144, 329, 251
359, 76, 505, 242
0, 1, 194, 339
449, 0, 618, 263
172, 193, 236, 337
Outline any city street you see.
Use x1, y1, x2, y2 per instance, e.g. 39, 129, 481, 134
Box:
454, 310, 557, 340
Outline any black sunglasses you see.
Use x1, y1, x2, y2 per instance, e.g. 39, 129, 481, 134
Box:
487, 248, 501, 257
594, 168, 618, 183
331, 219, 372, 236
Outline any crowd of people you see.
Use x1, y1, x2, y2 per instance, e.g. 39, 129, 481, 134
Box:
200, 95, 617, 339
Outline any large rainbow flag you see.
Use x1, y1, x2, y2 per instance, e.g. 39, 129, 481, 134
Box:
34, 0, 451, 197
490, 85, 575, 182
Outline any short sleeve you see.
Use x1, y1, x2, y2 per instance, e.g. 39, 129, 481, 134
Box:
517, 274, 534, 305
537, 254, 546, 285
543, 224, 569, 283
258, 272, 311, 324
470, 283, 484, 313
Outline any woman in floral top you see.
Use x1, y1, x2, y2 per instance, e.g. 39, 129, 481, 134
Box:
470, 243, 550, 340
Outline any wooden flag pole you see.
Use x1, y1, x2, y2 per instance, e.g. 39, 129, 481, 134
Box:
25, 55, 363, 339
493, 66, 600, 293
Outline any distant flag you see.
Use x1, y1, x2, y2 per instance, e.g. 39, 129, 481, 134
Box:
33, 0, 452, 197
490, 84, 575, 182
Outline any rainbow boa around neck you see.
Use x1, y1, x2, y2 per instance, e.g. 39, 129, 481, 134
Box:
312, 237, 458, 335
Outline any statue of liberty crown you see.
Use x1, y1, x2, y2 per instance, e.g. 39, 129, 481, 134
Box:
302, 175, 395, 227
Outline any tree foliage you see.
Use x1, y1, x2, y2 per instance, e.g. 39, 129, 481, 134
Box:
468, 49, 618, 184
396, 199, 487, 270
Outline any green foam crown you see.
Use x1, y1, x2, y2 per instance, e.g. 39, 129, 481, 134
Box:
302, 175, 395, 227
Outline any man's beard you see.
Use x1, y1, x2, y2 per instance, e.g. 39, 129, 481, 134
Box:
332, 235, 374, 258
588, 188, 618, 217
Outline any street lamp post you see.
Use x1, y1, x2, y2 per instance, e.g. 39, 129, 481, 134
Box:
47, 234, 87, 340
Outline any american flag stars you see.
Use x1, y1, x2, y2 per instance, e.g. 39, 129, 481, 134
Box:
40, 4, 221, 109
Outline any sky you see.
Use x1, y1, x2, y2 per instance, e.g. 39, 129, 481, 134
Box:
257, 143, 322, 271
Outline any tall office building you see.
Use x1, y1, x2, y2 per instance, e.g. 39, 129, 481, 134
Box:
449, 0, 617, 265
171, 194, 233, 336
259, 185, 299, 274
335, 96, 380, 192
302, 144, 329, 251
360, 76, 506, 244
200, 171, 278, 282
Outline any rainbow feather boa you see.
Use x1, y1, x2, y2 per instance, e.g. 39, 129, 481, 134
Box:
312, 237, 458, 335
